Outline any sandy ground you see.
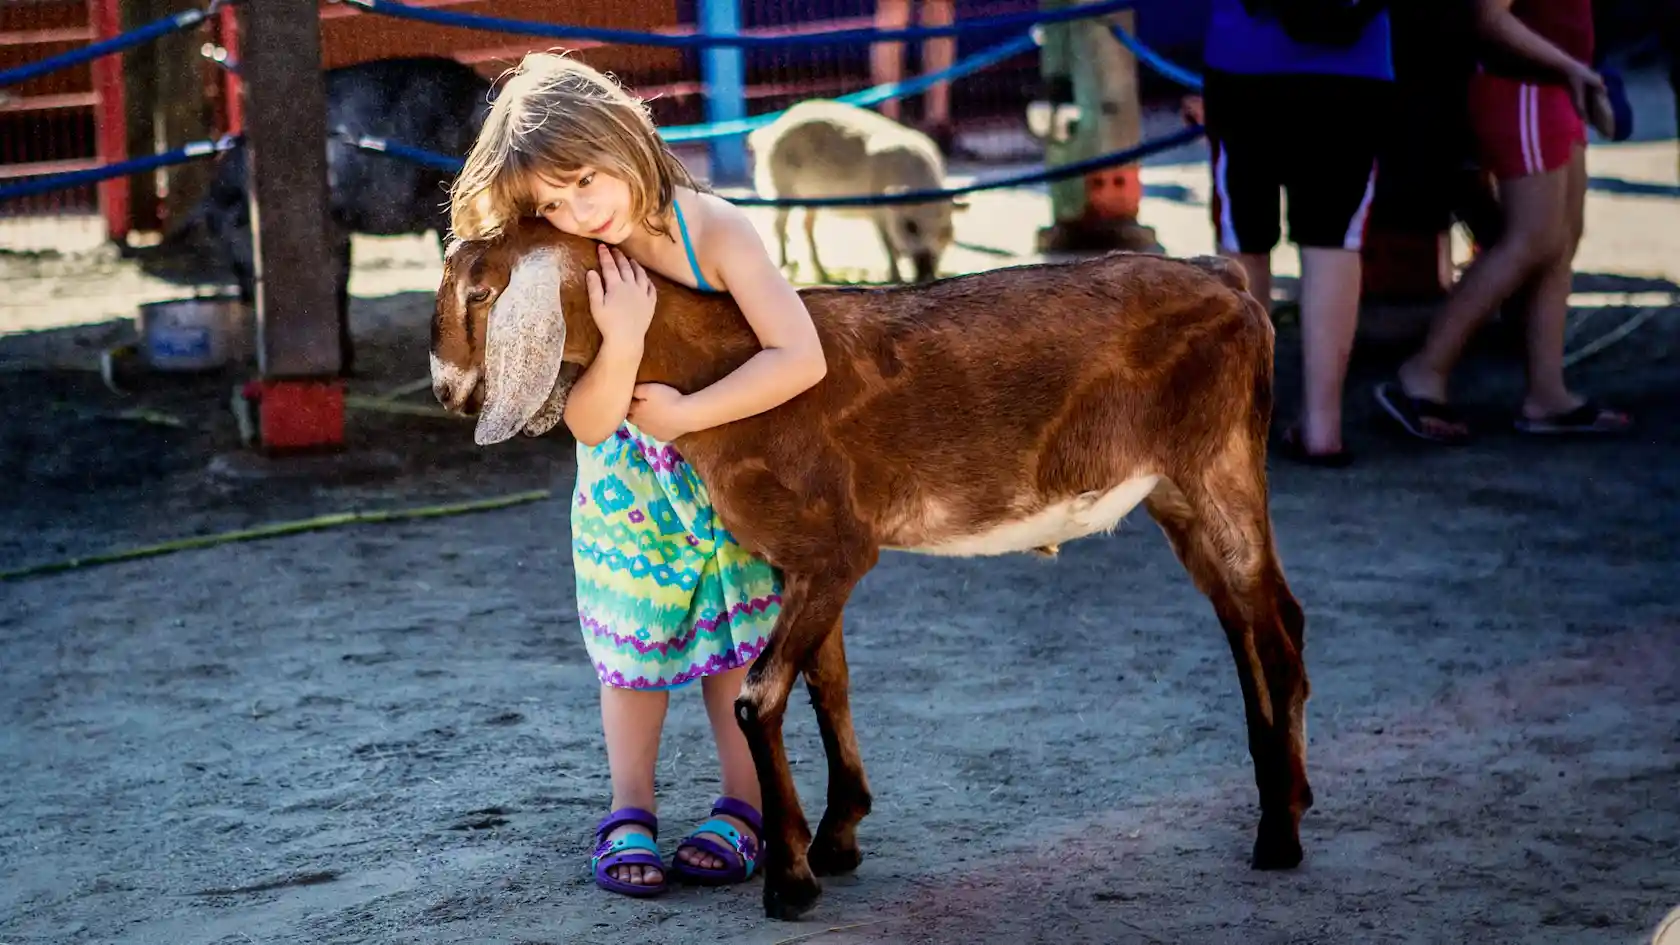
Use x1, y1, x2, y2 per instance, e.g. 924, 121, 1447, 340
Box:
2, 98, 1679, 944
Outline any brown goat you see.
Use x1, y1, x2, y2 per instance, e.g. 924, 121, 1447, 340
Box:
430, 219, 1312, 920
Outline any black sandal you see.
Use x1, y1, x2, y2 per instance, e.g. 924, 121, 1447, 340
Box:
1513, 400, 1632, 436
1373, 380, 1471, 445
1277, 425, 1354, 468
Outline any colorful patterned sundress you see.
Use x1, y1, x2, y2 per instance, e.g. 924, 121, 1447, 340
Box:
570, 199, 783, 690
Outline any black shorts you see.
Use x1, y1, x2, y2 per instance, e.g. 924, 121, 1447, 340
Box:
1202, 69, 1391, 253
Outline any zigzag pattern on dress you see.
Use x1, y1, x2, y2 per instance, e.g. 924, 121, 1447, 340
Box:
581, 593, 783, 658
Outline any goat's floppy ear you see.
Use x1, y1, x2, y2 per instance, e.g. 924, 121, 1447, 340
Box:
475, 245, 571, 446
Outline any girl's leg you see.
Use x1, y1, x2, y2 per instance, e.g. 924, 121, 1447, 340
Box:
601, 684, 670, 886
872, 0, 911, 123
1517, 142, 1631, 428
675, 663, 763, 870
1394, 164, 1569, 428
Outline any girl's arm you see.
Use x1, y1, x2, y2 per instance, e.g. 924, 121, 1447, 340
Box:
565, 247, 658, 446
1474, 0, 1596, 80
563, 336, 643, 446
657, 205, 828, 434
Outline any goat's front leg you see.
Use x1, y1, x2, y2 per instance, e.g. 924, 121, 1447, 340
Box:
736, 568, 868, 920
773, 206, 791, 272
874, 219, 903, 283
803, 209, 831, 283
805, 620, 872, 876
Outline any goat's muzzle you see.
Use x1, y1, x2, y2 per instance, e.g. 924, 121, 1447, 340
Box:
430, 357, 485, 416
911, 251, 938, 283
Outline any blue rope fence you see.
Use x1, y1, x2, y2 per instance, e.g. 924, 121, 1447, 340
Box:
662, 30, 1040, 142
337, 0, 1139, 49
338, 125, 1207, 209
0, 0, 1211, 209
1110, 24, 1203, 91
0, 137, 241, 204
0, 0, 232, 89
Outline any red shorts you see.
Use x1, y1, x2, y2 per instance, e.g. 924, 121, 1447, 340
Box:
1468, 71, 1586, 180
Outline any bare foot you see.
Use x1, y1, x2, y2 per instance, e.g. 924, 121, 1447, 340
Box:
674, 812, 757, 872
604, 823, 663, 887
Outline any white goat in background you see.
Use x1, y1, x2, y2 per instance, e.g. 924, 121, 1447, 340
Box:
748, 98, 965, 283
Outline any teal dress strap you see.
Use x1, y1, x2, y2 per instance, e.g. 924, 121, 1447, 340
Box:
672, 200, 717, 293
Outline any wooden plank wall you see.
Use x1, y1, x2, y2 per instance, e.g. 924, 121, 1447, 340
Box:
318, 0, 684, 88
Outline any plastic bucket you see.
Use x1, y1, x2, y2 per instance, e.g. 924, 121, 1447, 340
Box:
136, 294, 254, 372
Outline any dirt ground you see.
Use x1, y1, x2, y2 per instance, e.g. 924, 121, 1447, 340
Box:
2, 122, 1679, 944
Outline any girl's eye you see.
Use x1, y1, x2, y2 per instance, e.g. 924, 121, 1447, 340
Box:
578, 173, 594, 187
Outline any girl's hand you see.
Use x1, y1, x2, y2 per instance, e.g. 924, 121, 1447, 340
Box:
1562, 60, 1606, 121
586, 245, 657, 347
627, 382, 694, 441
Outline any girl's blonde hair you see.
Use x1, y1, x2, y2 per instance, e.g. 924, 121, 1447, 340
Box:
448, 51, 701, 242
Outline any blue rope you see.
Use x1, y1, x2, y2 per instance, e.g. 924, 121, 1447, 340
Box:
0, 137, 240, 204
1110, 24, 1203, 91
0, 7, 216, 89
662, 31, 1038, 142
338, 0, 1138, 49
336, 124, 1206, 209
328, 131, 467, 174
723, 126, 1206, 208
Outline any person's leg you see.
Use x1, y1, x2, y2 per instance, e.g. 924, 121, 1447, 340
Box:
1281, 75, 1386, 458
1384, 76, 1572, 439
1516, 141, 1632, 431
919, 0, 955, 131
674, 663, 764, 871
1202, 71, 1280, 310
600, 685, 671, 886
1294, 247, 1364, 455
872, 0, 910, 123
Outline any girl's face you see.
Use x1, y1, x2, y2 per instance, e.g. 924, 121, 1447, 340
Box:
527, 167, 635, 244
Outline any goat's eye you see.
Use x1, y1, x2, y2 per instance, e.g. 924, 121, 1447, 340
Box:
903, 220, 921, 237
466, 285, 492, 304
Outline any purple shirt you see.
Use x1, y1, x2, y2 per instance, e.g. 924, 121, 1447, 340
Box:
1203, 0, 1395, 81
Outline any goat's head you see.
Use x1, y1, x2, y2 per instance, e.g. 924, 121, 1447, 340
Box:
879, 194, 966, 283
430, 220, 594, 446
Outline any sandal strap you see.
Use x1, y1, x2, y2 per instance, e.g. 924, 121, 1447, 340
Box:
679, 821, 759, 879
595, 806, 659, 841
592, 831, 660, 866
710, 796, 763, 836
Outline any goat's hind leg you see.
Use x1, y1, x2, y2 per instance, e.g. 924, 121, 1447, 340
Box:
1144, 474, 1311, 870
804, 621, 872, 876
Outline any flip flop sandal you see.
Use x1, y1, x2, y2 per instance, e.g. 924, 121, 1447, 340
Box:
590, 806, 667, 897
1513, 400, 1632, 436
1373, 380, 1472, 445
1277, 425, 1354, 468
667, 796, 763, 886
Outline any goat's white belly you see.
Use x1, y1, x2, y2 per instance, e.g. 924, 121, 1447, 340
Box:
892, 475, 1161, 557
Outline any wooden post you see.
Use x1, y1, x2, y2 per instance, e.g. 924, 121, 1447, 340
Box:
1035, 3, 1157, 253
238, 0, 337, 379
237, 0, 344, 451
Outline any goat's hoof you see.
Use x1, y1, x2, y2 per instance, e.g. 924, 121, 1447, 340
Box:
808, 832, 862, 876
763, 869, 823, 921
1250, 813, 1303, 870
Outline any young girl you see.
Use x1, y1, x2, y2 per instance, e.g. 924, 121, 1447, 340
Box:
448, 52, 827, 897
1374, 0, 1633, 441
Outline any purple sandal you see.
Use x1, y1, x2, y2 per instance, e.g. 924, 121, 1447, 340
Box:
590, 806, 666, 897
667, 797, 764, 886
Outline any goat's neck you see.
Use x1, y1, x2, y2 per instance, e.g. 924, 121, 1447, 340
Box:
638, 291, 763, 395
556, 268, 761, 394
